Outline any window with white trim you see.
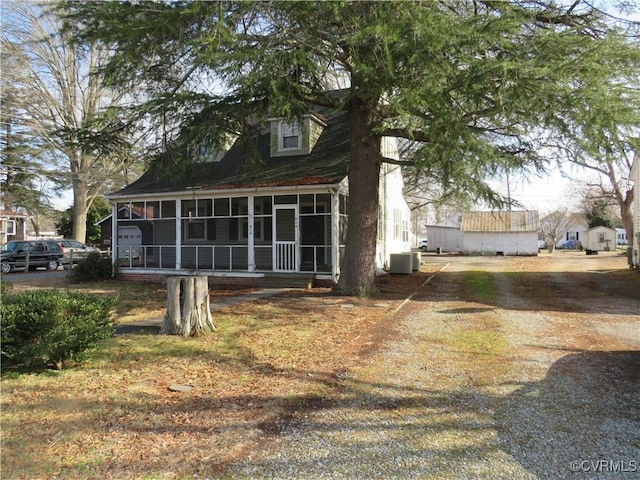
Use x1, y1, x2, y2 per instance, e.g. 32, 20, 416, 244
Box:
186, 220, 206, 240
5, 220, 16, 236
394, 209, 401, 239
279, 121, 301, 150
402, 219, 409, 242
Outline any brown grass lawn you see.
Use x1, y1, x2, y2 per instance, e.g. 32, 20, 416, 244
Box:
0, 265, 444, 480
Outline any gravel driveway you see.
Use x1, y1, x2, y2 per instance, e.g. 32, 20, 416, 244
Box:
227, 253, 639, 479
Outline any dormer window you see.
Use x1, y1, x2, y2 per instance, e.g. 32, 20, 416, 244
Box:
279, 121, 301, 151
269, 114, 325, 157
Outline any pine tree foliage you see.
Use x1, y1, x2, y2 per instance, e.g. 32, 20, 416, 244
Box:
59, 0, 640, 295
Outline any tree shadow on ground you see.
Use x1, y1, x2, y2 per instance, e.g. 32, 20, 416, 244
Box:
496, 350, 640, 478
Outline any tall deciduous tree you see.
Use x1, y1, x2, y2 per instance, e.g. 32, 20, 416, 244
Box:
1, 1, 141, 243
0, 33, 53, 231
540, 209, 581, 253
55, 196, 111, 244
60, 0, 640, 295
542, 77, 638, 245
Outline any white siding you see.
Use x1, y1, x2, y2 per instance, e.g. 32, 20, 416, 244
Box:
376, 137, 412, 269
584, 226, 617, 251
632, 155, 640, 267
425, 225, 463, 253
462, 232, 538, 256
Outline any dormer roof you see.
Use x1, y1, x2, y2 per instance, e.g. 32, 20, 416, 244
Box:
112, 104, 350, 197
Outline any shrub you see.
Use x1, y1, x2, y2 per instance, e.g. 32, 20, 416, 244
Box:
1, 290, 117, 371
1, 279, 13, 297
68, 252, 116, 283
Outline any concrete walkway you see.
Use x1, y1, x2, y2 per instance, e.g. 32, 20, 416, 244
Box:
114, 288, 291, 334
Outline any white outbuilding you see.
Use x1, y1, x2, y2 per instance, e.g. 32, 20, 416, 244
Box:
460, 210, 540, 256
584, 226, 616, 252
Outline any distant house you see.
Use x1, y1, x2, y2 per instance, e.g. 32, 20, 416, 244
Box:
95, 204, 150, 253
557, 214, 588, 249
631, 155, 639, 268
584, 226, 616, 252
104, 103, 412, 285
461, 210, 539, 256
615, 228, 628, 246
426, 210, 539, 256
0, 210, 28, 245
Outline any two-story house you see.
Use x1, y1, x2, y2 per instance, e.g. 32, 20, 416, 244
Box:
105, 104, 412, 286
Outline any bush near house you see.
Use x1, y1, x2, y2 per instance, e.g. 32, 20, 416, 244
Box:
68, 252, 116, 283
0, 290, 117, 372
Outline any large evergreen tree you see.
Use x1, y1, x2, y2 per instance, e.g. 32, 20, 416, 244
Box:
59, 0, 640, 295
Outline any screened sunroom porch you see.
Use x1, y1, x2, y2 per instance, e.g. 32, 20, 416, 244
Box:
112, 189, 348, 279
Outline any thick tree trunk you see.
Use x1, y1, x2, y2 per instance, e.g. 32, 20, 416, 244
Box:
72, 173, 89, 243
336, 98, 382, 296
621, 187, 634, 246
162, 276, 216, 336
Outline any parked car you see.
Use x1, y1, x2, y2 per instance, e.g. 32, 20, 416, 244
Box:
58, 240, 99, 265
418, 239, 428, 251
0, 240, 64, 273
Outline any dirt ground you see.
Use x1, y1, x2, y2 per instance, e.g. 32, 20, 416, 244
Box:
226, 250, 640, 479
2, 250, 638, 479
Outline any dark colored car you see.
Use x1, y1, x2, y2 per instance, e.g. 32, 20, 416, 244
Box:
58, 239, 99, 266
0, 240, 64, 274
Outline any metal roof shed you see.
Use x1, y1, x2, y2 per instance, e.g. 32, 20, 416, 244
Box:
461, 211, 540, 256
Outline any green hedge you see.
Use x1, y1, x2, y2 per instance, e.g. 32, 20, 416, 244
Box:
68, 252, 116, 283
1, 290, 117, 371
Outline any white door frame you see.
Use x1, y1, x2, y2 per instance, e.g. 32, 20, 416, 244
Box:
273, 205, 299, 272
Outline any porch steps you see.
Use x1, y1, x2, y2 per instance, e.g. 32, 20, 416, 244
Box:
259, 273, 315, 289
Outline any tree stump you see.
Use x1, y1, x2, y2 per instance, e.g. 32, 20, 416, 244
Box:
161, 276, 216, 336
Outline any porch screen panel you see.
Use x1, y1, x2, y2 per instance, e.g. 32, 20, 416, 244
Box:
160, 247, 176, 268
254, 196, 273, 269
198, 246, 213, 269
182, 246, 197, 269
254, 246, 272, 270
146, 201, 160, 218
274, 195, 297, 205
214, 198, 230, 216
255, 196, 272, 215
300, 214, 330, 272
161, 201, 176, 218
117, 203, 131, 219
231, 246, 248, 270
214, 247, 231, 270
154, 220, 175, 243
276, 209, 295, 241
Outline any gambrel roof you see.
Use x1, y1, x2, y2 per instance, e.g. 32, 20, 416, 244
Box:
113, 105, 351, 197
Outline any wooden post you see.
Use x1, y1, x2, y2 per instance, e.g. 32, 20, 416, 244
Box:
161, 276, 216, 336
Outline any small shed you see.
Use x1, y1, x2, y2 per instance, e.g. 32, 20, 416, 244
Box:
584, 226, 616, 252
425, 214, 463, 253
461, 210, 539, 256
425, 225, 463, 253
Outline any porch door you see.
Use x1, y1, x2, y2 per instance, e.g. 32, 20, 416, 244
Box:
273, 205, 298, 272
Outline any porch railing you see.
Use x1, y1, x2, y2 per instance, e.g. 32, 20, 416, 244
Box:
116, 243, 331, 272
275, 241, 296, 271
